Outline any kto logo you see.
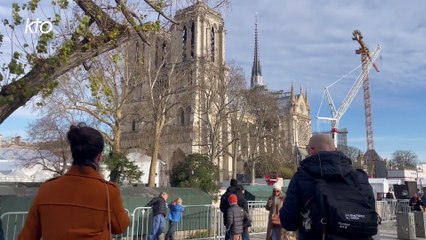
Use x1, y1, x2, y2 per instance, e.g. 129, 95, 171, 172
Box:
25, 18, 53, 34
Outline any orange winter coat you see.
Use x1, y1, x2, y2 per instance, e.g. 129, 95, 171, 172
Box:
18, 166, 130, 240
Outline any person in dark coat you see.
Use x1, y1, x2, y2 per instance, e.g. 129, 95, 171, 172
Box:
146, 192, 168, 240
409, 193, 424, 211
237, 185, 251, 240
220, 179, 240, 240
280, 134, 375, 240
385, 187, 396, 200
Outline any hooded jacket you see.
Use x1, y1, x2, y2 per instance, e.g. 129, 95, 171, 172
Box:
280, 151, 375, 240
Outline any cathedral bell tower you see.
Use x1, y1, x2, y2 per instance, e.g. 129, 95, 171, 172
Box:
171, 1, 225, 66
166, 2, 228, 179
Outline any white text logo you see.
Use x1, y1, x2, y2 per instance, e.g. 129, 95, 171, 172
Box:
25, 18, 53, 34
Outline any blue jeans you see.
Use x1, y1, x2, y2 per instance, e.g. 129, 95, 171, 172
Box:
242, 228, 250, 240
225, 230, 231, 240
148, 214, 165, 240
165, 220, 178, 240
272, 227, 281, 240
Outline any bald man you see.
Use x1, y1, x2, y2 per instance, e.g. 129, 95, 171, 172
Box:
306, 134, 336, 155
279, 134, 375, 240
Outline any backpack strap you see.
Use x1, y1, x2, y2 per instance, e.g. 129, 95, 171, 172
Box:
299, 167, 328, 237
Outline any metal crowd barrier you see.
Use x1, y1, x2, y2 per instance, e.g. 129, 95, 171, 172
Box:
114, 209, 131, 239
376, 199, 411, 223
0, 210, 131, 240
130, 205, 217, 240
215, 201, 270, 239
248, 201, 269, 234
3, 200, 415, 239
0, 202, 270, 240
0, 211, 27, 240
397, 199, 411, 212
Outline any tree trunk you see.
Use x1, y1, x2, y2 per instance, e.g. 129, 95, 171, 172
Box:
108, 127, 122, 183
232, 139, 238, 179
112, 123, 121, 154
251, 161, 255, 185
148, 122, 162, 187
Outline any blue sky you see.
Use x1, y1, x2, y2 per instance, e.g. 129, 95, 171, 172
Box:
1, 1, 426, 162
222, 0, 426, 161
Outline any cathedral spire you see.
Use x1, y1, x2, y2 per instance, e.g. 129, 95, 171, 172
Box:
251, 13, 263, 88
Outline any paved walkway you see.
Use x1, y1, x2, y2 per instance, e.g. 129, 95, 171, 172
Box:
378, 221, 426, 240
247, 222, 426, 240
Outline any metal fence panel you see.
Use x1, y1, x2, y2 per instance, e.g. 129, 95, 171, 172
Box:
0, 210, 131, 240
0, 212, 27, 240
248, 201, 268, 233
9, 200, 414, 239
376, 200, 411, 223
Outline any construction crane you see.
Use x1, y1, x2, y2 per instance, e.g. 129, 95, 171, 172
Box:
317, 33, 381, 148
352, 30, 383, 174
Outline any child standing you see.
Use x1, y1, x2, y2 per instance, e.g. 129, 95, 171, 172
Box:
165, 197, 184, 240
226, 194, 249, 240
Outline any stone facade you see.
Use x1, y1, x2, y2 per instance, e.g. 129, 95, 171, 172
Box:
120, 2, 311, 182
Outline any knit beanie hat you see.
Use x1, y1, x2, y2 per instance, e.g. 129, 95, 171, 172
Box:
230, 178, 238, 187
228, 194, 238, 204
272, 183, 282, 191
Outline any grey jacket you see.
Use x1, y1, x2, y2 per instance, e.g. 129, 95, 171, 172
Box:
226, 204, 247, 235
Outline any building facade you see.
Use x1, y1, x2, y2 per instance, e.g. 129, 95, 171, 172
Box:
120, 2, 311, 182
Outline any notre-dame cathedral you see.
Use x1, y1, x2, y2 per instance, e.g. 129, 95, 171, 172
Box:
120, 2, 311, 182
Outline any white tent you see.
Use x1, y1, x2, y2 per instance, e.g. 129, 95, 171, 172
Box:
101, 148, 167, 187
0, 147, 56, 182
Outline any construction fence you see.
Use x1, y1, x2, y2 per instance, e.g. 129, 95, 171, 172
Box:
0, 200, 410, 239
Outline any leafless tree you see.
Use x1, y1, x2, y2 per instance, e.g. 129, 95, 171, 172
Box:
138, 42, 184, 187
338, 145, 362, 162
242, 86, 282, 182
26, 114, 72, 176
38, 46, 141, 154
389, 150, 419, 170
0, 0, 230, 123
194, 62, 246, 181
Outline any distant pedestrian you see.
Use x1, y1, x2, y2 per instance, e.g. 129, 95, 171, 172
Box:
400, 190, 409, 200
220, 179, 240, 240
266, 183, 286, 240
385, 187, 395, 200
409, 193, 424, 211
422, 192, 426, 203
237, 185, 251, 240
227, 194, 249, 240
146, 192, 168, 240
165, 197, 184, 240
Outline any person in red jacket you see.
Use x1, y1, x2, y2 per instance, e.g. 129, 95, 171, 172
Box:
18, 123, 130, 240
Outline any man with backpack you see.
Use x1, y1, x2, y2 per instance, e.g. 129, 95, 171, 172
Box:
220, 179, 248, 240
280, 134, 378, 240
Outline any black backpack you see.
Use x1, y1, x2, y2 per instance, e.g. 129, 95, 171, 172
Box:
302, 169, 379, 239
